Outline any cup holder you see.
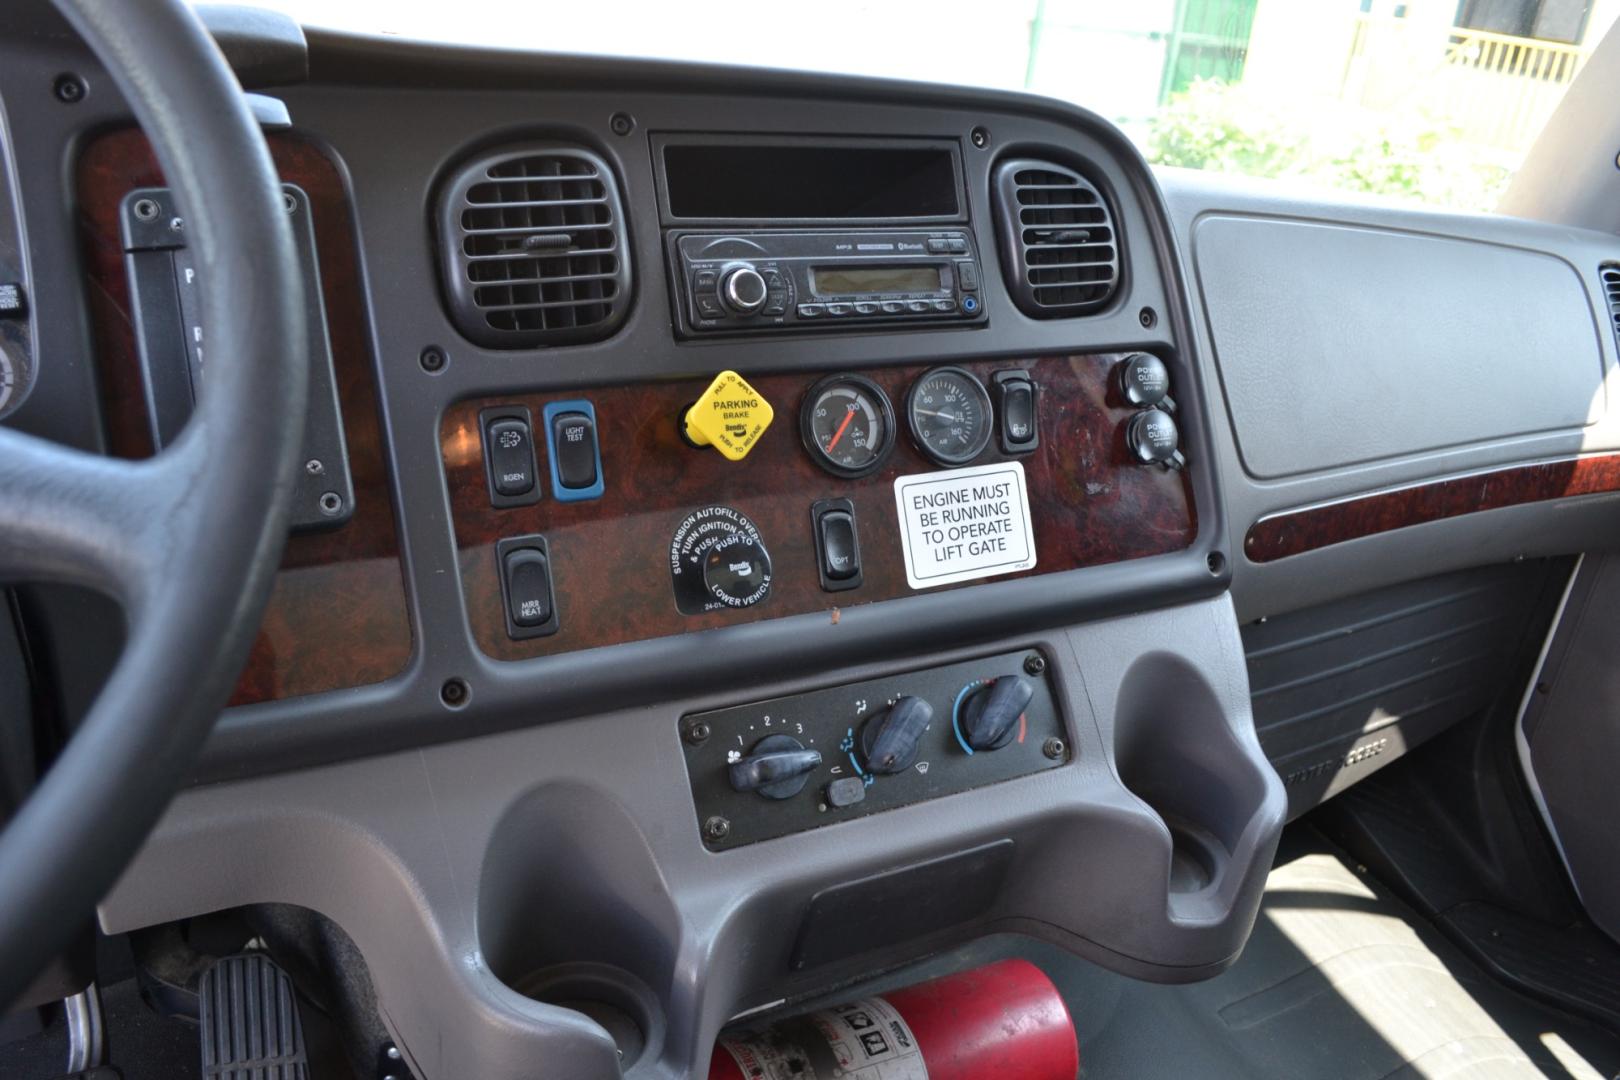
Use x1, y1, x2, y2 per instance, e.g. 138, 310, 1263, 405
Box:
509, 962, 664, 1071
1163, 817, 1223, 894
478, 781, 679, 1074
1113, 652, 1270, 899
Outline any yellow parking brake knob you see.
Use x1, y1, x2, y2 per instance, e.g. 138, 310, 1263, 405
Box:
682, 370, 774, 461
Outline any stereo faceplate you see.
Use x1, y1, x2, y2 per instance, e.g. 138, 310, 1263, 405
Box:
669, 229, 988, 336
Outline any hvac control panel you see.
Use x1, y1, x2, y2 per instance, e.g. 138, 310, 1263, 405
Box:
681, 649, 1069, 849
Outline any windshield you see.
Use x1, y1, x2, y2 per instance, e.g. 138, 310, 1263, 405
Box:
238, 0, 1619, 212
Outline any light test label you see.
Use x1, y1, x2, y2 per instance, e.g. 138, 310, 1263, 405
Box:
894, 461, 1036, 590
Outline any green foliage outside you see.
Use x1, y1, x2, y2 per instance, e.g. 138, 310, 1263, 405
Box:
1144, 79, 1515, 212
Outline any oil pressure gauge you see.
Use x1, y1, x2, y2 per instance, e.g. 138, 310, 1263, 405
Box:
800, 374, 896, 478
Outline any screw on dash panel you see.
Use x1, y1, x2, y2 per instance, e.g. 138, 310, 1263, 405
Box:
1023, 653, 1046, 676
703, 816, 731, 842
970, 126, 989, 149
305, 459, 324, 476
419, 346, 447, 373
282, 191, 298, 214
53, 73, 86, 104
684, 721, 711, 746
133, 198, 160, 222
318, 491, 343, 516
1138, 307, 1157, 329
440, 678, 469, 708
609, 112, 635, 136
1042, 737, 1066, 760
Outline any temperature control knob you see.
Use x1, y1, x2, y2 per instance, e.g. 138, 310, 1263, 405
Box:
859, 696, 934, 775
721, 265, 769, 315
729, 734, 822, 799
961, 676, 1034, 752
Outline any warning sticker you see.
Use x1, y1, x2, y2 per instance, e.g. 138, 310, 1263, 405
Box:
894, 461, 1036, 589
718, 995, 928, 1080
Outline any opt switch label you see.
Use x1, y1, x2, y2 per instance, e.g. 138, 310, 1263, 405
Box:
894, 461, 1036, 589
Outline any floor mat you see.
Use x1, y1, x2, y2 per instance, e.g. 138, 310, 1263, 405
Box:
902, 828, 1620, 1079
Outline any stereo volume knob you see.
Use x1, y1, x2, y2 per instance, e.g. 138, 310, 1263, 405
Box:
721, 266, 769, 315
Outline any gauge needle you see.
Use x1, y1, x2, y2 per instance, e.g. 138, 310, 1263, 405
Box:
826, 408, 857, 451
915, 409, 963, 423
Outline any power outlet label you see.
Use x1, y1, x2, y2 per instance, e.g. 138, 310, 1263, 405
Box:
894, 461, 1036, 589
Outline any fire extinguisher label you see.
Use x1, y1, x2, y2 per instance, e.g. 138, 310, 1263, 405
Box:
718, 994, 929, 1080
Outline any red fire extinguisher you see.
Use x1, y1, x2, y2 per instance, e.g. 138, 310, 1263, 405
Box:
708, 958, 1078, 1080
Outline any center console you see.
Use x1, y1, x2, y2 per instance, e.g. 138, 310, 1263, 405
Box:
439, 352, 1193, 659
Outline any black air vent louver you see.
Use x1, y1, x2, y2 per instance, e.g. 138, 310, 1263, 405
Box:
991, 158, 1119, 318
1602, 263, 1620, 351
438, 144, 631, 348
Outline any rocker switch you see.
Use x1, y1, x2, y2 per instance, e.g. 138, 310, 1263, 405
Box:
993, 371, 1039, 454
542, 399, 605, 502
497, 535, 558, 639
1002, 382, 1035, 445
503, 547, 553, 627
818, 511, 859, 580
811, 498, 863, 592
487, 418, 537, 498
551, 411, 598, 490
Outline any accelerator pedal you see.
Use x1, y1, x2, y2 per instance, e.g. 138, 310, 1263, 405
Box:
197, 953, 311, 1079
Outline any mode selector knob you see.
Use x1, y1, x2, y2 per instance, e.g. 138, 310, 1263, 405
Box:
859, 696, 934, 775
721, 265, 769, 315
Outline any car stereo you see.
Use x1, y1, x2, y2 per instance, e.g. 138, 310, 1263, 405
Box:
669, 229, 988, 336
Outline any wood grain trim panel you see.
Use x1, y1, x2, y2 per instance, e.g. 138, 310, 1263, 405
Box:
1243, 453, 1620, 563
77, 128, 412, 704
443, 353, 1197, 660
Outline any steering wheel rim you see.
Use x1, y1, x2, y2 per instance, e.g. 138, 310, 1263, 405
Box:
0, 0, 308, 1007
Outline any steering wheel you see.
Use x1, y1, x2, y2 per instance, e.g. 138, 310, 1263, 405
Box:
0, 0, 307, 1007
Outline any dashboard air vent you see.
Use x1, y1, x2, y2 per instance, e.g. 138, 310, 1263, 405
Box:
438, 144, 631, 348
1602, 263, 1620, 351
991, 159, 1119, 318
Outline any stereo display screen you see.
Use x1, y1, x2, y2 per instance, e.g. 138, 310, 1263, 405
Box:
812, 265, 943, 297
